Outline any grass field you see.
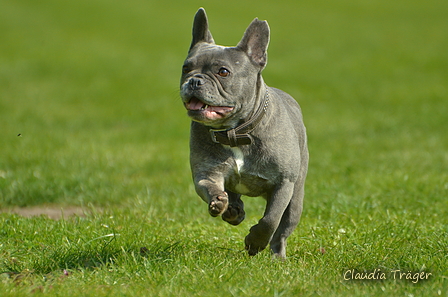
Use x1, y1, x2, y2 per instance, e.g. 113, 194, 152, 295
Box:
1, 0, 447, 296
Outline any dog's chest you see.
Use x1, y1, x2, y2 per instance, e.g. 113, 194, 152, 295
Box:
230, 147, 245, 175
226, 147, 269, 196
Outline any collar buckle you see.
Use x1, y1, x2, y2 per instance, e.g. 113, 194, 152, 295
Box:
210, 128, 227, 144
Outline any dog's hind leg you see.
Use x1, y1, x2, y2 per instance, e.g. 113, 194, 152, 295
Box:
269, 182, 305, 259
245, 180, 295, 256
222, 190, 245, 225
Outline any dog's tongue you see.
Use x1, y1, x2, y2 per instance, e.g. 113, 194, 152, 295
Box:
210, 106, 233, 113
186, 97, 233, 114
188, 97, 205, 110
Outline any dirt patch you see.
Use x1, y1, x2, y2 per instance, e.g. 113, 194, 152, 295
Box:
1, 206, 91, 220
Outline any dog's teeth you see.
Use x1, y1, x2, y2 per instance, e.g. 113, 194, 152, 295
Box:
201, 105, 209, 110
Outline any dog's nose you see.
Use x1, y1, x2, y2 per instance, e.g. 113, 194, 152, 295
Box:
188, 77, 204, 90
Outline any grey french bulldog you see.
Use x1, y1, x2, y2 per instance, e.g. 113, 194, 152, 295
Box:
180, 8, 309, 258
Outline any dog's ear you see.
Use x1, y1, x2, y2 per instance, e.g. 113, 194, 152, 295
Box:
237, 18, 270, 69
190, 8, 215, 50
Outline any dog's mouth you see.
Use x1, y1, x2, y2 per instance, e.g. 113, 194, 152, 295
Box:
185, 97, 234, 120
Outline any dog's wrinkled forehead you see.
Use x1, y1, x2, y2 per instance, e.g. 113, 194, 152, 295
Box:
187, 43, 250, 68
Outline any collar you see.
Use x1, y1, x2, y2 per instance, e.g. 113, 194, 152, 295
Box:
209, 88, 270, 147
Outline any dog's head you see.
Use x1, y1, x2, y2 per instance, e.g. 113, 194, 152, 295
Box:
180, 8, 270, 129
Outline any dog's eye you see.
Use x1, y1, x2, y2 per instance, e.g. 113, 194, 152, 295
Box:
218, 67, 230, 77
182, 65, 190, 74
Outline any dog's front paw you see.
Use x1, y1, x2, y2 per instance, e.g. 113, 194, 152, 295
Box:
244, 224, 271, 256
222, 204, 245, 225
208, 193, 228, 217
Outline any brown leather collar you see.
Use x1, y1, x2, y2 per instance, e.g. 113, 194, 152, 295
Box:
209, 88, 270, 147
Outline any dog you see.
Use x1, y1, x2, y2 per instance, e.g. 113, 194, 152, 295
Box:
180, 8, 308, 258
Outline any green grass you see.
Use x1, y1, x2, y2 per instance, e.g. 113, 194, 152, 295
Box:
1, 0, 447, 296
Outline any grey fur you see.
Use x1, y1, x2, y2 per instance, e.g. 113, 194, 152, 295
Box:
180, 8, 308, 258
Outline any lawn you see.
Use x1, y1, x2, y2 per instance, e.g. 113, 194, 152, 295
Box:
1, 0, 447, 296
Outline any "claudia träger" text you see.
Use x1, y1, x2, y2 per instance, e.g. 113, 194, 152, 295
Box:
343, 269, 432, 283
